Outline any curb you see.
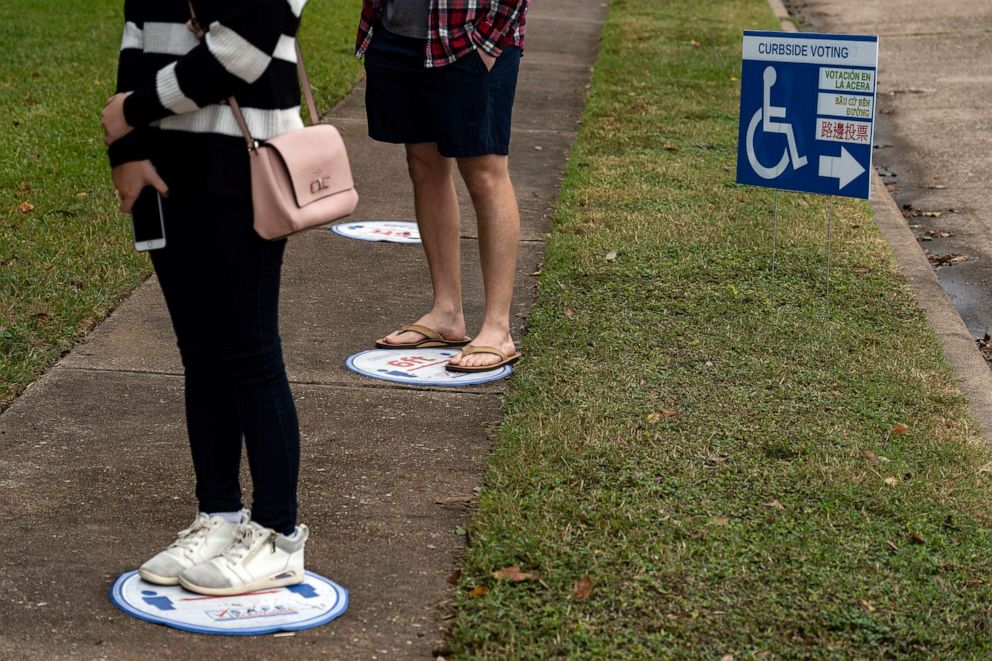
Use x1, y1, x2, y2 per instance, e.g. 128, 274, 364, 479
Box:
763, 0, 992, 443
868, 171, 992, 442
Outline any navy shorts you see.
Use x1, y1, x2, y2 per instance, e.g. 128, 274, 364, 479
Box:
364, 25, 521, 157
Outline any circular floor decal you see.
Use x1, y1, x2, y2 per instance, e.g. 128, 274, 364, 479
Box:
110, 570, 348, 636
330, 221, 421, 244
345, 348, 512, 386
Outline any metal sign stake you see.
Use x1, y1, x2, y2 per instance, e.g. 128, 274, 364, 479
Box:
825, 196, 834, 309
772, 189, 780, 281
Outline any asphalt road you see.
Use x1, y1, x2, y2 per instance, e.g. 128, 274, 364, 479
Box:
786, 0, 992, 339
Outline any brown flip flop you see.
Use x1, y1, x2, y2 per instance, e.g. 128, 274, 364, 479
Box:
445, 345, 522, 373
375, 323, 470, 350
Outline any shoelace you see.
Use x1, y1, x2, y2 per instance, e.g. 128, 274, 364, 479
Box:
222, 524, 262, 563
169, 517, 215, 556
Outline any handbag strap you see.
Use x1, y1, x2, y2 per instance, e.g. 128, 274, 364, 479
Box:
187, 2, 319, 150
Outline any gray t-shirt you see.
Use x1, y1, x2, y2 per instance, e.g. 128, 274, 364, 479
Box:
382, 0, 429, 40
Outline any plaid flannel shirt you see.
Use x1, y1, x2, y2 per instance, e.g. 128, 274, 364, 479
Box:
356, 0, 528, 68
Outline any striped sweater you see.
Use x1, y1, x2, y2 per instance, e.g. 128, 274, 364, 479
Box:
109, 0, 308, 195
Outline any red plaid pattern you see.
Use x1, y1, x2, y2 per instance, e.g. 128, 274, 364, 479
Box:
356, 0, 528, 68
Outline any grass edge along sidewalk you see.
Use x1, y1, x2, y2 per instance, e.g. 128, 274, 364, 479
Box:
447, 0, 992, 657
0, 0, 362, 411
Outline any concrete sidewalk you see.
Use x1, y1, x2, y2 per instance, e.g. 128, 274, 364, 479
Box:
0, 3, 605, 658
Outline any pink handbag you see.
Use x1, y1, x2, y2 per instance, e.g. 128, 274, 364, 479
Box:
191, 4, 358, 240
229, 47, 358, 240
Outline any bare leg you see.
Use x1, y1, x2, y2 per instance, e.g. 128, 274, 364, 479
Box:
447, 154, 520, 368
379, 142, 467, 345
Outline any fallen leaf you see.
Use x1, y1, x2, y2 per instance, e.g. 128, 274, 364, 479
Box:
909, 532, 924, 545
17, 201, 33, 213
859, 599, 876, 613
663, 144, 679, 151
447, 568, 462, 585
891, 423, 910, 435
435, 495, 476, 511
564, 307, 575, 319
710, 516, 730, 526
928, 253, 966, 267
765, 499, 785, 510
690, 39, 701, 47
572, 576, 593, 601
467, 586, 489, 597
492, 566, 537, 582
605, 251, 618, 262
75, 191, 87, 199
861, 449, 880, 466
883, 476, 900, 486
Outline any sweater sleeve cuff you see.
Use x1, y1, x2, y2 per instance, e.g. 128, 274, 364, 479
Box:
107, 129, 150, 168
123, 84, 172, 128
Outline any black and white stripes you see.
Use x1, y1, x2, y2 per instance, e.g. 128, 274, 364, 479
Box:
109, 0, 309, 171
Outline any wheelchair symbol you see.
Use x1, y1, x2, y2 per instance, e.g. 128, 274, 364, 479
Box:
746, 66, 808, 179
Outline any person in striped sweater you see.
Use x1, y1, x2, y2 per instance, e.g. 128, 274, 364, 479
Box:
102, 0, 311, 597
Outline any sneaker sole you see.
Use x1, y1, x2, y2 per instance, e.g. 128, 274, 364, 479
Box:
139, 568, 181, 586
178, 570, 304, 596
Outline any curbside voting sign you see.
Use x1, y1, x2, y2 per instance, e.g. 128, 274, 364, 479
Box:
736, 31, 878, 199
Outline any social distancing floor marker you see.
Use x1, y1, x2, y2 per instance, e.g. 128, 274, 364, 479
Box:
330, 220, 421, 244
345, 348, 512, 386
110, 570, 348, 636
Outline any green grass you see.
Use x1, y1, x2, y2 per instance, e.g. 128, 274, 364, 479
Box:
0, 0, 362, 410
448, 0, 992, 657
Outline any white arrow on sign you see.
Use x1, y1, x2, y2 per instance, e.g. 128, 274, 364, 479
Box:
818, 147, 865, 190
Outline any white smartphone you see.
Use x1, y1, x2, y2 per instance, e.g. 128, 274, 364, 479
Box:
131, 187, 166, 251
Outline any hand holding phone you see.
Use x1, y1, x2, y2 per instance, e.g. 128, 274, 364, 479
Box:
131, 187, 166, 251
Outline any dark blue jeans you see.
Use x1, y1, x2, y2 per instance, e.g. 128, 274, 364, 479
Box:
148, 192, 299, 535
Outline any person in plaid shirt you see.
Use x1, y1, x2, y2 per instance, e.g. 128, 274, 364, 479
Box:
356, 0, 527, 67
358, 0, 529, 372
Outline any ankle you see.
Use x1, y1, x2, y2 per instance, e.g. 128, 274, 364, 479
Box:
476, 321, 511, 338
429, 304, 464, 322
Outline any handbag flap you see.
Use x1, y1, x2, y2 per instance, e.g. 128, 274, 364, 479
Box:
260, 124, 354, 208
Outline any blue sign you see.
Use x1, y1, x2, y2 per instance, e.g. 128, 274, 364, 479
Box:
736, 31, 879, 199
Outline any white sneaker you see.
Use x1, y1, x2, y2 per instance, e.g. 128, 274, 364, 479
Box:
178, 521, 308, 596
139, 510, 249, 585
